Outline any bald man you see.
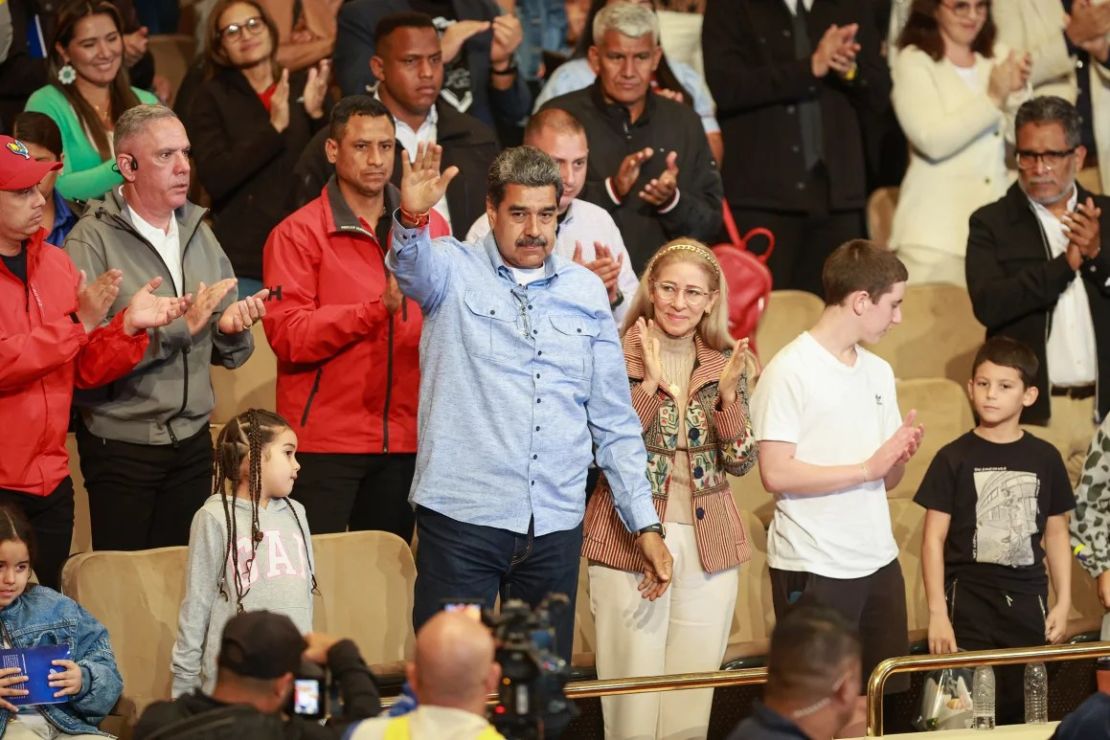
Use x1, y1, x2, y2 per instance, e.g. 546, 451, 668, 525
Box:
348, 612, 505, 739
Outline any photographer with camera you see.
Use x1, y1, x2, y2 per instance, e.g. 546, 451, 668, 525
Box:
348, 610, 505, 740
134, 611, 381, 740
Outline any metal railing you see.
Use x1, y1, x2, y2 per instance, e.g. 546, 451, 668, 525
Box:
866, 641, 1110, 736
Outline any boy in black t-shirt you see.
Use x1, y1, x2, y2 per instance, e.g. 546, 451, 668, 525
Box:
915, 336, 1074, 725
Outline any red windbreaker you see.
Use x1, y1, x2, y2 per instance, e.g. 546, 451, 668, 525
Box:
0, 229, 149, 495
262, 182, 449, 454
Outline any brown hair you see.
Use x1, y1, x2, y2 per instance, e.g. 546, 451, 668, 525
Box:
49, 1, 142, 161
897, 0, 996, 61
0, 505, 37, 576
203, 0, 280, 81
821, 239, 908, 306
212, 409, 317, 610
622, 238, 734, 351
972, 336, 1038, 387
766, 604, 860, 702
13, 112, 64, 160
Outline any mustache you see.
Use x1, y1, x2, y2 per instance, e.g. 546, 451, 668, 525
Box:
516, 235, 548, 248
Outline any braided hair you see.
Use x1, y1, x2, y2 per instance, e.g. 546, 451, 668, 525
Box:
212, 409, 318, 612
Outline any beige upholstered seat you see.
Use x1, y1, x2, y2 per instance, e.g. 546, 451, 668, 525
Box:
210, 322, 277, 424
723, 509, 775, 663
728, 464, 774, 527
872, 283, 985, 385
754, 290, 824, 366
889, 498, 928, 642
888, 378, 975, 500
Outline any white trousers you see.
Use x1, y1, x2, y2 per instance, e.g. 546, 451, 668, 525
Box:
588, 523, 738, 740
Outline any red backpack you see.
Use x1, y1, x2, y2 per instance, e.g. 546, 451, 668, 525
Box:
710, 203, 774, 358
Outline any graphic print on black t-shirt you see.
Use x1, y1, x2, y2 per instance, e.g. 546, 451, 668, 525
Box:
972, 469, 1039, 567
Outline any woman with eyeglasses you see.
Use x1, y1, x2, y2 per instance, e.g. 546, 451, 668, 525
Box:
889, 0, 1031, 286
182, 0, 329, 295
23, 0, 158, 202
582, 239, 756, 740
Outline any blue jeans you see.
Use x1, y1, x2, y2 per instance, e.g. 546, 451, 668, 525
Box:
413, 506, 581, 663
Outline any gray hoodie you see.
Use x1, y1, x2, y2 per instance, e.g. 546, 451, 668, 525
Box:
170, 494, 315, 697
65, 188, 252, 445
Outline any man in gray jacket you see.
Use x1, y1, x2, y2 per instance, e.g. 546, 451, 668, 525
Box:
65, 104, 267, 551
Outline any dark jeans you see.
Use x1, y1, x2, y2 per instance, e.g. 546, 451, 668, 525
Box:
292, 452, 416, 542
76, 420, 212, 551
948, 577, 1048, 725
0, 479, 74, 590
770, 559, 910, 693
413, 506, 582, 663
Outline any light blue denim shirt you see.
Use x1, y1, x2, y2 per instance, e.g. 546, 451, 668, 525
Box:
387, 217, 659, 537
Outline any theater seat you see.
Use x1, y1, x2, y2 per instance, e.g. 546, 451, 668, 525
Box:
867, 186, 899, 247
754, 290, 824, 366
888, 378, 974, 500
61, 546, 190, 723
66, 433, 92, 554
888, 498, 929, 642
210, 322, 277, 424
310, 531, 417, 676
571, 557, 597, 670
1050, 554, 1105, 639
872, 283, 985, 385
729, 463, 774, 526
723, 509, 774, 664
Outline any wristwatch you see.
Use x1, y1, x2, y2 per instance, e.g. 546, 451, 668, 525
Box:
636, 523, 665, 539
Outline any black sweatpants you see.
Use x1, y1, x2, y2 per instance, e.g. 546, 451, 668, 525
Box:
770, 559, 910, 693
292, 452, 416, 542
76, 420, 213, 551
0, 479, 74, 590
947, 577, 1048, 725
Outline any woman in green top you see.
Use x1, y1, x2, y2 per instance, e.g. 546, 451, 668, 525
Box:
24, 0, 157, 202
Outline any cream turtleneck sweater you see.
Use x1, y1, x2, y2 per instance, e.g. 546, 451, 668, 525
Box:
654, 326, 697, 525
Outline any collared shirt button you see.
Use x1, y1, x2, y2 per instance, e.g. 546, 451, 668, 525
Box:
489, 309, 496, 315
535, 425, 540, 431
537, 398, 542, 404
537, 350, 543, 356
576, 328, 582, 333
528, 305, 533, 310
531, 480, 535, 486
533, 329, 538, 335
532, 454, 538, 460
536, 373, 540, 379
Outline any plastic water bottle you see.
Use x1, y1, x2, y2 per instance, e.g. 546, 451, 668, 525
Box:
1024, 662, 1048, 723
973, 665, 996, 730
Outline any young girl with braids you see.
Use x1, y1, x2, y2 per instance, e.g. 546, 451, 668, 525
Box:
170, 409, 317, 697
581, 239, 757, 740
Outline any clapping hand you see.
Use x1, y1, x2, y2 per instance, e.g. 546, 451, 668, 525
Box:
303, 59, 330, 119
636, 317, 664, 395
572, 241, 623, 303
217, 288, 269, 335
76, 269, 123, 333
442, 20, 490, 63
399, 142, 459, 220
718, 338, 750, 407
639, 151, 679, 208
270, 69, 291, 133
122, 277, 190, 336
1062, 196, 1102, 270
866, 410, 925, 480
489, 14, 523, 68
122, 26, 149, 68
812, 23, 859, 78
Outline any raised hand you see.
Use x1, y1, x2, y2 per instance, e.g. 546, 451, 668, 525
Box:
399, 142, 459, 219
639, 150, 679, 207
270, 69, 291, 133
812, 23, 859, 78
302, 59, 330, 119
635, 532, 673, 601
217, 288, 269, 335
489, 14, 523, 67
122, 26, 149, 68
574, 241, 623, 302
442, 20, 490, 63
613, 147, 654, 200
184, 278, 237, 336
1066, 0, 1110, 45
718, 338, 750, 407
636, 317, 664, 395
76, 269, 123, 332
866, 410, 925, 480
122, 277, 190, 336
1062, 197, 1102, 265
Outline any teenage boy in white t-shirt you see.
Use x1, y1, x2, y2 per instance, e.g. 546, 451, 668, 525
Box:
750, 239, 925, 730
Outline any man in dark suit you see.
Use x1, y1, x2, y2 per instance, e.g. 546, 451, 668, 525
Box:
702, 0, 890, 295
293, 13, 500, 232
967, 96, 1110, 482
333, 0, 530, 141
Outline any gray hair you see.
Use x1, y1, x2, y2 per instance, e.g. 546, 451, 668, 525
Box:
487, 146, 563, 207
593, 2, 659, 46
1015, 96, 1082, 149
113, 104, 179, 152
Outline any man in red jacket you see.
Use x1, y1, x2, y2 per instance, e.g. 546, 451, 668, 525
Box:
0, 135, 187, 588
263, 97, 448, 540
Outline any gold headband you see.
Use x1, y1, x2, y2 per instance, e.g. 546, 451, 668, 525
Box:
647, 242, 721, 277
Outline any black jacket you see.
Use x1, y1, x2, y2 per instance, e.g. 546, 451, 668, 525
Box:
183, 67, 325, 280
966, 182, 1110, 424
292, 100, 499, 234
132, 640, 381, 740
333, 0, 530, 134
541, 82, 723, 272
702, 0, 890, 212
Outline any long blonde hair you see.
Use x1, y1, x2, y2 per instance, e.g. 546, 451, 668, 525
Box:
621, 238, 733, 351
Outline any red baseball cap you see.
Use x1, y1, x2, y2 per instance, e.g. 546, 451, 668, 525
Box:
0, 135, 62, 191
